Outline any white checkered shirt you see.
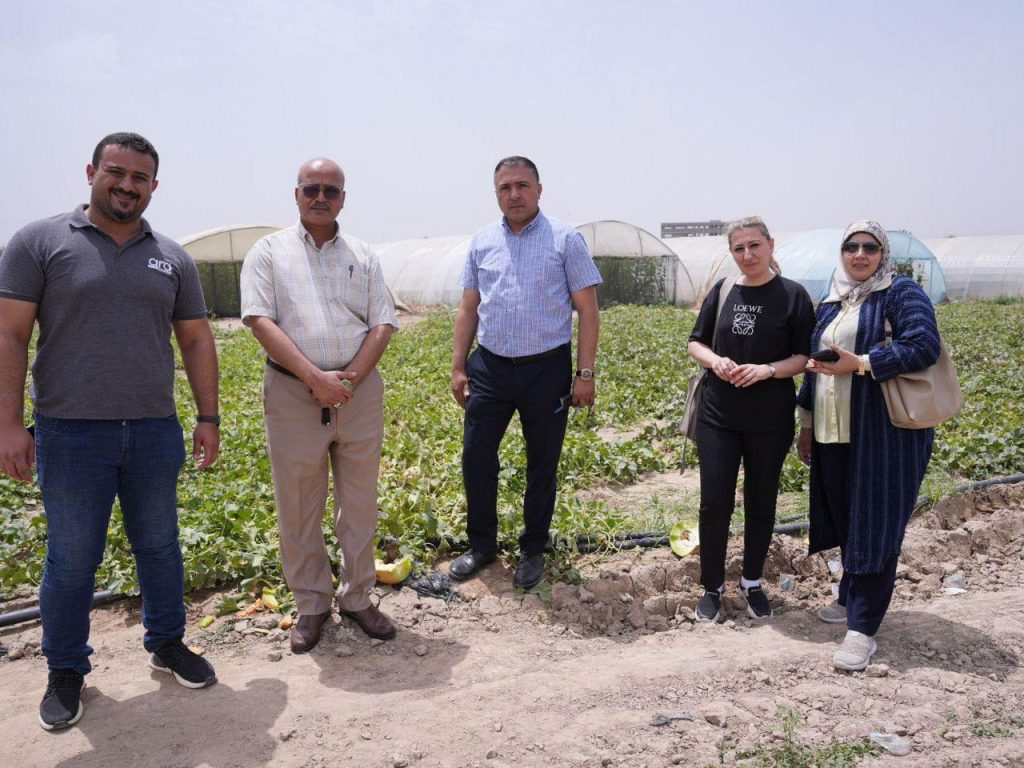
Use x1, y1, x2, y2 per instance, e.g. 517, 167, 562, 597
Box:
240, 223, 399, 370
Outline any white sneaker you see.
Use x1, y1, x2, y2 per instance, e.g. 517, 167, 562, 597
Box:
817, 602, 848, 624
834, 630, 877, 671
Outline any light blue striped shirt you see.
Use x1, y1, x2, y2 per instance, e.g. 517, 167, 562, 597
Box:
460, 211, 602, 357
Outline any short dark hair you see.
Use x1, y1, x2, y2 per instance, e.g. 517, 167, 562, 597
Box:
493, 156, 539, 183
92, 132, 160, 178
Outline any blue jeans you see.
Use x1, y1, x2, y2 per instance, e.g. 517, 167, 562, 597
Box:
35, 414, 187, 675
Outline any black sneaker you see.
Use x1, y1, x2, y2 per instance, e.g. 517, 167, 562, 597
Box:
39, 669, 85, 731
742, 584, 773, 619
695, 590, 722, 622
149, 639, 217, 689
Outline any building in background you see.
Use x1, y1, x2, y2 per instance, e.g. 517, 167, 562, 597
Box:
661, 220, 725, 239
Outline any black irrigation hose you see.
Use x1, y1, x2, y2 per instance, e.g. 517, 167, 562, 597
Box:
773, 473, 1024, 536
0, 590, 118, 629
952, 473, 1024, 493
2, 475, 1023, 630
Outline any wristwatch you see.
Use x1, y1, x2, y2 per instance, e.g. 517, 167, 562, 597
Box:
575, 368, 596, 381
197, 415, 221, 426
767, 363, 777, 379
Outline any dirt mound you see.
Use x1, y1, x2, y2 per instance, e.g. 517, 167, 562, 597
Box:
2, 482, 1023, 767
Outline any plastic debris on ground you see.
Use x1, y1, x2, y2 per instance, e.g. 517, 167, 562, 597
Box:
868, 732, 912, 756
650, 712, 695, 727
405, 570, 461, 603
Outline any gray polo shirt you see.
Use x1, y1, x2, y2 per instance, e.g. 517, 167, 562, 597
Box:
0, 205, 208, 419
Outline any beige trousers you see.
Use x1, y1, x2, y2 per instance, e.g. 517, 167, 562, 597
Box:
263, 366, 384, 614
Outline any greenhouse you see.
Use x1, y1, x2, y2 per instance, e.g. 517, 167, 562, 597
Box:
375, 220, 695, 306
575, 220, 696, 305
775, 229, 948, 304
668, 229, 949, 305
665, 231, 801, 304
179, 224, 282, 317
923, 235, 1024, 300
375, 234, 474, 306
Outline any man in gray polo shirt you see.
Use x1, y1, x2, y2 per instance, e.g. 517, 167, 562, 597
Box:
0, 132, 220, 731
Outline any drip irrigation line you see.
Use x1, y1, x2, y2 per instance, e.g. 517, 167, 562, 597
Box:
2, 474, 1021, 630
0, 590, 118, 629
952, 473, 1024, 493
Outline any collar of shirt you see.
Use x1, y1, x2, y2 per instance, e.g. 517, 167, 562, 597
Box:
501, 209, 544, 235
69, 204, 153, 238
297, 220, 340, 251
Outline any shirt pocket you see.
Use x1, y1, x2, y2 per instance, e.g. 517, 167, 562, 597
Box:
340, 265, 370, 321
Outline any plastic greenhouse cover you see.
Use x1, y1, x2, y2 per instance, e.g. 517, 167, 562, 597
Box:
924, 235, 1024, 300
775, 229, 948, 304
179, 225, 282, 263
376, 221, 689, 306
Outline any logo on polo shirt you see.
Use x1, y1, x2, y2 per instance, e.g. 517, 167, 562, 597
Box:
147, 257, 174, 275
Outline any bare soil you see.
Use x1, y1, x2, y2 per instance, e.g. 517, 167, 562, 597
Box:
2, 483, 1023, 768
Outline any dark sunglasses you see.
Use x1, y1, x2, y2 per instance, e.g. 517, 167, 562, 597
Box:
554, 394, 572, 414
299, 184, 343, 201
842, 241, 882, 256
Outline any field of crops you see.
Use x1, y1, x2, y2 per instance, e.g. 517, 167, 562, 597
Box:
1, 301, 1022, 599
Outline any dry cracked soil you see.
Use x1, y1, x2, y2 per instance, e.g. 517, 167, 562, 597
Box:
2, 482, 1023, 768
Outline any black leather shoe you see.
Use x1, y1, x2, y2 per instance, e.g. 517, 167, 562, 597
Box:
448, 550, 496, 581
513, 553, 545, 590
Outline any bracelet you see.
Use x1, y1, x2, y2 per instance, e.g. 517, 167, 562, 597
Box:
197, 414, 221, 426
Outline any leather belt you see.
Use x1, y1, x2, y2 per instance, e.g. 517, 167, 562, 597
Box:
266, 359, 299, 379
480, 343, 569, 365
266, 359, 338, 426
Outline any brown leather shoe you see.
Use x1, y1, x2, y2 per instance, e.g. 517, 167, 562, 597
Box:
289, 612, 329, 653
340, 605, 396, 640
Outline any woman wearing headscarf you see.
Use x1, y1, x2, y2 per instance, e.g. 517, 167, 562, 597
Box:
796, 220, 941, 671
688, 217, 815, 623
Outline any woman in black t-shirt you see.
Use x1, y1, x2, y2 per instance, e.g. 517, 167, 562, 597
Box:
687, 216, 815, 622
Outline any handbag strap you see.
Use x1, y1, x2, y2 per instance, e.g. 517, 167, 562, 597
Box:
710, 275, 738, 352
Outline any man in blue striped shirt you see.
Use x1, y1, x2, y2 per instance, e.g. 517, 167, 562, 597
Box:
448, 156, 602, 590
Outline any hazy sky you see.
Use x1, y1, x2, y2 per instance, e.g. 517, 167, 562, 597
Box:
3, 1, 1022, 246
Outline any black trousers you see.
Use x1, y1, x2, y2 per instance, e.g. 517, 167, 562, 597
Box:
696, 419, 794, 591
817, 441, 899, 636
462, 345, 571, 556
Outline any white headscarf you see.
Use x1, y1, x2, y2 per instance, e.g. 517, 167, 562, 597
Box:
825, 220, 895, 304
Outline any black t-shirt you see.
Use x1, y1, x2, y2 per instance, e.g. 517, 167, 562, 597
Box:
688, 275, 815, 432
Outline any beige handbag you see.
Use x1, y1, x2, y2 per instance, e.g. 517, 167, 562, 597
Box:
681, 276, 737, 442
880, 318, 964, 429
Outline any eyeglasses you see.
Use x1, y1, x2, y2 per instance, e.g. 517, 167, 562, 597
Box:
554, 394, 572, 414
842, 241, 882, 256
298, 184, 343, 201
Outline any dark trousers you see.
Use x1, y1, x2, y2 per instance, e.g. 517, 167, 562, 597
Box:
696, 419, 794, 591
462, 345, 571, 556
817, 442, 899, 636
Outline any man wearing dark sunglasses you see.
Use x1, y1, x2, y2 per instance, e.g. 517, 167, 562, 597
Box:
240, 158, 400, 653
448, 156, 602, 590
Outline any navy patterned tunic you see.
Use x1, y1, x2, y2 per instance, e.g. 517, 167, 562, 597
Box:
796, 277, 941, 574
